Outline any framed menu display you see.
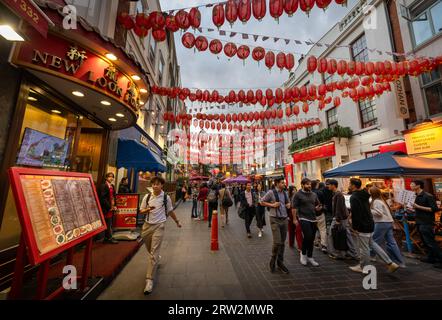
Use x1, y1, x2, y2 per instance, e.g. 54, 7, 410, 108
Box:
8, 167, 106, 265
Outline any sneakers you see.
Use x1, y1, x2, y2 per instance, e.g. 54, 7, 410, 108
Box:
328, 253, 343, 260
247, 233, 252, 238
307, 257, 320, 267
144, 279, 153, 295
349, 264, 363, 273
258, 231, 263, 238
387, 262, 399, 273
300, 254, 307, 266
277, 262, 290, 274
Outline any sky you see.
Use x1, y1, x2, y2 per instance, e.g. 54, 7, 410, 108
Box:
159, 0, 359, 93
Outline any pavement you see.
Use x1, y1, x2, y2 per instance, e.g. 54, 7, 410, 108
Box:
99, 201, 442, 300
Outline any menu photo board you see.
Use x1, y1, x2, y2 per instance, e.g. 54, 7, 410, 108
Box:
114, 194, 140, 230
8, 167, 106, 265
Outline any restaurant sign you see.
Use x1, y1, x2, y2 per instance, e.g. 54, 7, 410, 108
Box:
11, 28, 142, 112
292, 142, 336, 163
404, 124, 442, 155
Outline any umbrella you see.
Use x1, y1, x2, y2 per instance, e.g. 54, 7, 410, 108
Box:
222, 175, 251, 184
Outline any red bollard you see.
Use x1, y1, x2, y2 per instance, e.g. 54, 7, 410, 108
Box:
211, 210, 219, 251
203, 200, 208, 221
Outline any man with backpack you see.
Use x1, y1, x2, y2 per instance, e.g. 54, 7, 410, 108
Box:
260, 177, 291, 274
139, 176, 181, 294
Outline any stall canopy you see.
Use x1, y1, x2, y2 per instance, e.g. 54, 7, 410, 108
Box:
116, 138, 166, 172
323, 151, 442, 178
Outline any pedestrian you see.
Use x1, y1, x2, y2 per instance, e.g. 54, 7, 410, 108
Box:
191, 183, 199, 219
139, 176, 181, 294
292, 178, 322, 267
240, 182, 256, 238
196, 183, 209, 221
233, 184, 240, 207
287, 186, 296, 248
409, 180, 442, 268
313, 181, 328, 253
369, 186, 405, 267
219, 183, 233, 227
98, 172, 118, 244
348, 178, 399, 273
254, 183, 267, 238
260, 178, 290, 274
181, 183, 188, 202
207, 183, 219, 228
327, 179, 358, 260
118, 177, 132, 193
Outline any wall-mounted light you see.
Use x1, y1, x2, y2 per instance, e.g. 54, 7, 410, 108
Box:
105, 53, 118, 61
72, 91, 84, 97
0, 25, 24, 41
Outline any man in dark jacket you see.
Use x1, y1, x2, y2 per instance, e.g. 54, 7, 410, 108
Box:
349, 178, 398, 273
240, 182, 256, 238
98, 172, 118, 244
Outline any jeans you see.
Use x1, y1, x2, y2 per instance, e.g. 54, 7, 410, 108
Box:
105, 217, 113, 240
417, 224, 442, 262
316, 213, 327, 247
244, 206, 256, 233
197, 201, 204, 219
372, 222, 404, 265
255, 205, 266, 229
270, 217, 288, 264
355, 232, 393, 267
191, 199, 198, 218
300, 220, 317, 258
327, 218, 358, 258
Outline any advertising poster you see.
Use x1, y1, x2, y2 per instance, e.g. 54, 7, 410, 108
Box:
114, 194, 140, 230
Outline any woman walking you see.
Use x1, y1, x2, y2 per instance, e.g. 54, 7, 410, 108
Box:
219, 184, 233, 227
255, 183, 267, 238
191, 183, 199, 219
370, 186, 405, 267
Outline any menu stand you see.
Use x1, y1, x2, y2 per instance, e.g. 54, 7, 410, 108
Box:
8, 234, 93, 300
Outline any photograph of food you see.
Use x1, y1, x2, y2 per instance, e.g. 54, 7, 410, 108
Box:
73, 228, 80, 238
41, 180, 51, 190
56, 234, 65, 245
50, 215, 60, 226
65, 230, 73, 241
53, 225, 63, 235
124, 217, 137, 225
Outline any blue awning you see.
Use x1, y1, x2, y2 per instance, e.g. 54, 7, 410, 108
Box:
116, 138, 166, 172
323, 151, 442, 178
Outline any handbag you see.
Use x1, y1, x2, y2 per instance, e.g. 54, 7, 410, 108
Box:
222, 189, 233, 208
332, 223, 348, 251
238, 205, 245, 219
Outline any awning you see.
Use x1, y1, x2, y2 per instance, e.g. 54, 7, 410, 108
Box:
323, 151, 442, 178
116, 138, 166, 172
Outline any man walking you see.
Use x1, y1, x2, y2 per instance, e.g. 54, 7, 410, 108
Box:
292, 178, 322, 267
139, 176, 182, 294
196, 183, 209, 221
410, 180, 442, 268
348, 178, 399, 273
327, 179, 358, 260
240, 182, 256, 238
260, 178, 290, 274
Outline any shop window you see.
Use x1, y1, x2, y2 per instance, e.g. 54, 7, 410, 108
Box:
306, 126, 314, 136
351, 34, 369, 62
422, 66, 442, 116
411, 0, 442, 46
359, 99, 378, 128
291, 128, 298, 143
326, 107, 338, 128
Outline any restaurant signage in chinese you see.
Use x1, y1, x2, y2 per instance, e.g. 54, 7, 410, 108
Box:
8, 168, 106, 265
404, 124, 442, 155
292, 143, 336, 163
11, 28, 142, 112
114, 194, 140, 230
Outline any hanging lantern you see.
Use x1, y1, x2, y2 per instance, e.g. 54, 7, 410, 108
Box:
268, 98, 275, 108
285, 53, 295, 71
284, 0, 299, 16
222, 123, 227, 130
302, 102, 309, 113
134, 25, 149, 38
247, 90, 255, 101
189, 7, 201, 29
333, 96, 341, 107
152, 29, 166, 42
165, 15, 179, 32
335, 0, 347, 6
275, 88, 284, 103
238, 90, 246, 102
266, 88, 274, 100
149, 11, 166, 30
224, 42, 238, 58
365, 61, 375, 75
176, 10, 190, 29
318, 100, 326, 110
226, 114, 232, 122
284, 88, 292, 103
346, 61, 356, 76
300, 86, 308, 100
136, 13, 151, 29
238, 0, 252, 23
211, 122, 215, 130
276, 52, 286, 71
212, 4, 225, 29
232, 113, 238, 122
252, 47, 266, 64
271, 109, 277, 118
195, 36, 209, 52
286, 106, 292, 117
308, 84, 317, 98
209, 39, 223, 55
299, 0, 315, 16
259, 97, 267, 107
355, 61, 365, 76
327, 59, 337, 74
306, 56, 318, 73
228, 90, 236, 102
196, 89, 203, 101
277, 109, 283, 119
336, 80, 347, 90
237, 45, 251, 62
118, 13, 135, 30
292, 105, 300, 116
265, 51, 275, 70
317, 57, 327, 73
318, 84, 327, 96
337, 60, 347, 76
225, 0, 238, 26
269, 0, 284, 21
252, 0, 266, 20
256, 89, 263, 100
316, 0, 332, 10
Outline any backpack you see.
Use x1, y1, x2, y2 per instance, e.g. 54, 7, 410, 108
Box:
207, 189, 218, 204
268, 189, 289, 216
144, 192, 169, 220
221, 189, 233, 208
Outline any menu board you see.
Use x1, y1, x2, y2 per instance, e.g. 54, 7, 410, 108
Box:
114, 194, 139, 230
397, 189, 417, 208
8, 168, 106, 265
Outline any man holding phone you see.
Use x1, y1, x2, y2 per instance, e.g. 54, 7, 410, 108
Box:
139, 176, 181, 294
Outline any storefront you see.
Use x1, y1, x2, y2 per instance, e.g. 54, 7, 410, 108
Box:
0, 4, 149, 291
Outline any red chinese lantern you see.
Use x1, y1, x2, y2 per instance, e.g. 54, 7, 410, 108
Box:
134, 25, 149, 38
165, 15, 179, 32
318, 58, 327, 73
211, 122, 215, 130
228, 90, 236, 102
355, 61, 365, 76
222, 123, 227, 130
252, 47, 266, 64
285, 53, 295, 71
286, 106, 293, 117
118, 13, 135, 30
212, 4, 225, 28
209, 39, 223, 55
308, 84, 317, 98
238, 0, 252, 23
316, 0, 332, 10
189, 8, 201, 29
271, 109, 277, 118
252, 0, 266, 20
292, 105, 300, 116
256, 89, 263, 100
266, 88, 274, 100
176, 10, 190, 29
226, 114, 232, 122
337, 60, 347, 76
299, 0, 315, 15
247, 90, 255, 101
299, 86, 308, 99
238, 90, 246, 102
318, 84, 327, 96
232, 113, 238, 122
237, 45, 251, 62
277, 109, 283, 119
149, 11, 166, 30
276, 52, 286, 71
375, 61, 385, 75
284, 88, 292, 103
302, 102, 309, 114
265, 51, 275, 70
365, 62, 375, 75
307, 56, 318, 73
224, 42, 238, 58
284, 0, 299, 16
333, 96, 341, 107
260, 97, 267, 107
136, 13, 151, 29
195, 36, 208, 52
182, 33, 195, 49
335, 0, 347, 5
347, 61, 356, 76
268, 98, 275, 108
152, 29, 166, 42
275, 88, 284, 103
269, 0, 284, 21
225, 0, 238, 25
327, 59, 337, 74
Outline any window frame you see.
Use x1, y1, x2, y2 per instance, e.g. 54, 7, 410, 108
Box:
409, 0, 442, 47
326, 107, 338, 128
351, 34, 369, 63
358, 98, 378, 129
